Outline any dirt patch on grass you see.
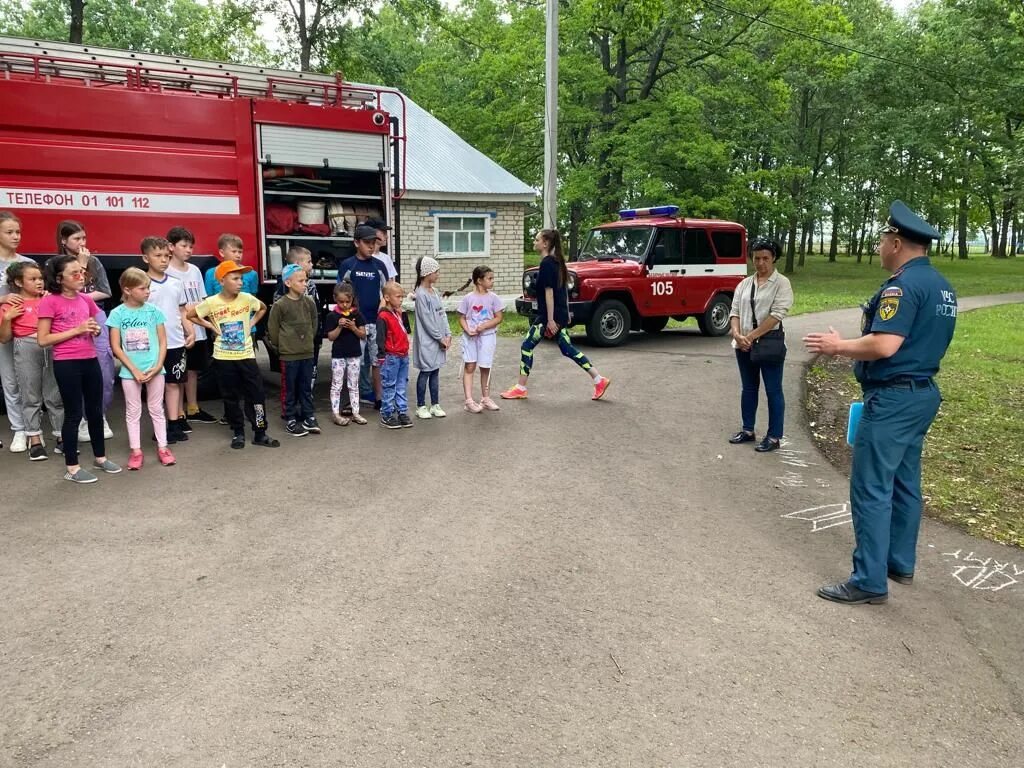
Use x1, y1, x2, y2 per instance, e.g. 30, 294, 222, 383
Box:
802, 356, 859, 477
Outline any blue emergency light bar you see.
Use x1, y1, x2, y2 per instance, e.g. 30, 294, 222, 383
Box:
618, 205, 680, 219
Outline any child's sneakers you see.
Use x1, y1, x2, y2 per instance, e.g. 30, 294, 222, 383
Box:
350, 413, 368, 425
302, 417, 321, 434
480, 397, 500, 411
189, 408, 219, 424
416, 405, 432, 419
464, 399, 483, 413
127, 451, 144, 471
285, 420, 310, 437
500, 384, 528, 400
379, 413, 402, 429
429, 404, 446, 418
332, 413, 351, 427
65, 468, 97, 484
398, 412, 413, 428
157, 447, 176, 466
592, 376, 612, 400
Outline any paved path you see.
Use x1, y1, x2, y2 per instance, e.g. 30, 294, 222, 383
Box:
1, 294, 1022, 766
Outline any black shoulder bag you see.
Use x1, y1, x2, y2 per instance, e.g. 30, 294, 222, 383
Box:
748, 280, 786, 364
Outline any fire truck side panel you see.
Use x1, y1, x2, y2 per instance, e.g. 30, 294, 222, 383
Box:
0, 79, 258, 270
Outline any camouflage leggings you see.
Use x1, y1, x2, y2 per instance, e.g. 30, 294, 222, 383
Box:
519, 323, 592, 377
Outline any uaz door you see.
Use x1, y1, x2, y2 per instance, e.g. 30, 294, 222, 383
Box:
644, 228, 686, 316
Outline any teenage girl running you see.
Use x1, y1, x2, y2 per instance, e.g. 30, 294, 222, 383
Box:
501, 229, 610, 401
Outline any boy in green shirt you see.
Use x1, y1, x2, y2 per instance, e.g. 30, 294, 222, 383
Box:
268, 263, 319, 436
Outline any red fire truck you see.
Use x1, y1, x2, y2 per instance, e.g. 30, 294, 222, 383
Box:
0, 35, 406, 296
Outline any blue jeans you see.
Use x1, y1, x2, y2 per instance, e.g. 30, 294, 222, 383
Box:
849, 382, 941, 594
416, 369, 439, 407
283, 357, 314, 422
734, 349, 785, 440
359, 323, 378, 402
380, 354, 409, 417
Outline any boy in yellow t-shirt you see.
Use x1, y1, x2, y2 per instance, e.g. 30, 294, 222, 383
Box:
188, 260, 280, 449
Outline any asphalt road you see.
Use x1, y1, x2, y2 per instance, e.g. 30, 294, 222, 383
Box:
1, 294, 1022, 767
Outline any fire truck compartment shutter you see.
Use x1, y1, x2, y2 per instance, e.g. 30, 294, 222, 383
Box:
259, 125, 386, 171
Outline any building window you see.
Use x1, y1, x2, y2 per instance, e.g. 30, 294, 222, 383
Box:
435, 214, 489, 257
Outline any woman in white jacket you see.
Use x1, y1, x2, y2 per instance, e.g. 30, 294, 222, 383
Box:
727, 237, 794, 453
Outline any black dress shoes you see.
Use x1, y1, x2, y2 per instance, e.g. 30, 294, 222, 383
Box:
817, 581, 888, 605
888, 570, 914, 585
754, 437, 781, 452
729, 430, 756, 444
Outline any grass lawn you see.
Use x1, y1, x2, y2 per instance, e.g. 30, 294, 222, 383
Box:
925, 304, 1024, 547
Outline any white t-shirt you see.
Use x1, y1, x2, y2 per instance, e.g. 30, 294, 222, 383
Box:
147, 273, 187, 348
166, 262, 208, 341
375, 250, 398, 280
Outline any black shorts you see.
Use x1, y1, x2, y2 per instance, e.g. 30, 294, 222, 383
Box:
186, 340, 210, 372
165, 347, 188, 384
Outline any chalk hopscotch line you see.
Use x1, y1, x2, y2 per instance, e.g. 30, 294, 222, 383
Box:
774, 471, 831, 489
941, 549, 1023, 592
781, 503, 852, 532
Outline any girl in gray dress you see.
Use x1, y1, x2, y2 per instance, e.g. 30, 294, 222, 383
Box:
412, 256, 451, 419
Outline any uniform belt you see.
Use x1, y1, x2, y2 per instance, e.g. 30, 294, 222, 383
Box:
863, 377, 933, 392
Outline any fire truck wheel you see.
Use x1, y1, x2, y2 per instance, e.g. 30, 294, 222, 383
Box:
641, 316, 669, 334
587, 299, 631, 347
697, 294, 732, 337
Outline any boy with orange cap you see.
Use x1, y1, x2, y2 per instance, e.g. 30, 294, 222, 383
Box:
188, 259, 280, 449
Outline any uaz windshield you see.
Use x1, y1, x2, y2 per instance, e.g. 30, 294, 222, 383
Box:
576, 227, 652, 262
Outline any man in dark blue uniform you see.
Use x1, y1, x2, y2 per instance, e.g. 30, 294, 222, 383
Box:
804, 201, 958, 605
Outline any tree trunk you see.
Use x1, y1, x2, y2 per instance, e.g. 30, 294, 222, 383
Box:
784, 216, 797, 274
69, 0, 85, 43
957, 194, 969, 259
996, 196, 1013, 258
798, 218, 811, 266
568, 201, 582, 261
828, 206, 840, 262
986, 193, 999, 255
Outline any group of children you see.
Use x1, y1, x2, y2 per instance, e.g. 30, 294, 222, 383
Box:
0, 212, 611, 484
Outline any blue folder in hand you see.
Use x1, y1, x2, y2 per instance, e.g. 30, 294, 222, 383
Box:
847, 401, 863, 446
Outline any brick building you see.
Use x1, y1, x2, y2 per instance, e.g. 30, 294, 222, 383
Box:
382, 94, 536, 296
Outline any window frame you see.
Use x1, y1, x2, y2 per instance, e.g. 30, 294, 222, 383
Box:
433, 212, 492, 259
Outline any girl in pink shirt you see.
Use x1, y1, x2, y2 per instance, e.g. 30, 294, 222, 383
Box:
0, 261, 64, 459
37, 255, 121, 483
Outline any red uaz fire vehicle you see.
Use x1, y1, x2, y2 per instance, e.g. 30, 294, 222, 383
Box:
516, 206, 748, 346
0, 36, 406, 297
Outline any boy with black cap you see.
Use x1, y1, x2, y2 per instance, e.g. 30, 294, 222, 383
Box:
805, 200, 957, 606
337, 225, 390, 409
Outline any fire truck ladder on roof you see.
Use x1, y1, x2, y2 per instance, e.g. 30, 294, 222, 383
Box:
0, 35, 380, 109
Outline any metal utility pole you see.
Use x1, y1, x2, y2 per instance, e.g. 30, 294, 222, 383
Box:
543, 0, 558, 229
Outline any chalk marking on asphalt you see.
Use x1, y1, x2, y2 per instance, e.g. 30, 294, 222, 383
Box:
775, 471, 806, 488
775, 443, 818, 468
781, 503, 852, 532
941, 549, 1024, 592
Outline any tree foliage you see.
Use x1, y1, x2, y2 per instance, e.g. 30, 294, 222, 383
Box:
3, 0, 1021, 268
